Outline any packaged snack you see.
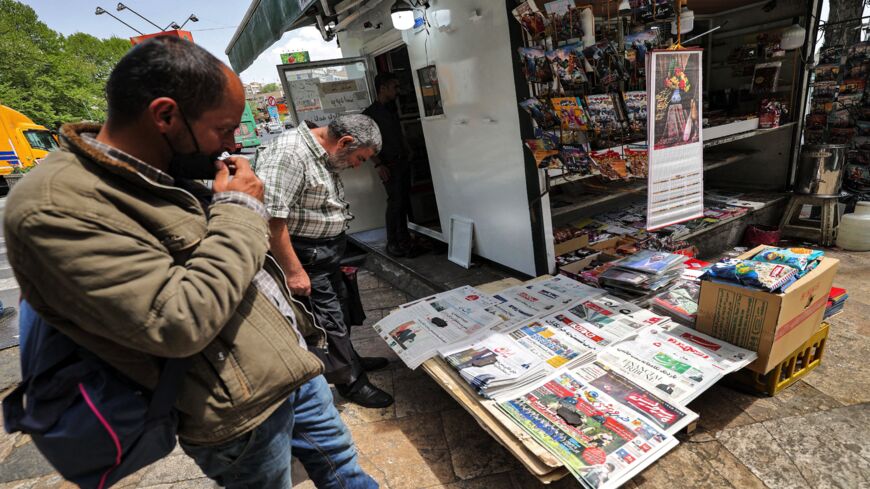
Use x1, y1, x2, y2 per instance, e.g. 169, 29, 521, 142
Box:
751, 247, 824, 275
560, 145, 596, 175
703, 259, 798, 292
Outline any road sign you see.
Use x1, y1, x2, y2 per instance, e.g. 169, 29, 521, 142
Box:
267, 96, 277, 107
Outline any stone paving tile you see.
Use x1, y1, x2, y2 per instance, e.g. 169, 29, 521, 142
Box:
335, 370, 397, 426
506, 468, 586, 489
358, 271, 388, 291
422, 472, 515, 489
0, 439, 55, 483
440, 408, 517, 480
735, 380, 844, 424
364, 288, 412, 311
391, 368, 459, 419
716, 422, 809, 489
0, 474, 75, 489
802, 312, 870, 406
349, 415, 456, 489
629, 440, 766, 489
761, 403, 870, 489
0, 348, 20, 392
136, 454, 206, 486
684, 384, 756, 437
135, 478, 215, 489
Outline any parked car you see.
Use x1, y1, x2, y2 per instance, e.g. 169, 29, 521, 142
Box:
284, 119, 295, 129
267, 122, 283, 134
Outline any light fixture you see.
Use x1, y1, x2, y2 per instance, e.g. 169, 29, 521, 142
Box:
618, 0, 631, 14
94, 5, 144, 34
781, 22, 806, 50
115, 2, 125, 11
671, 7, 694, 35
391, 1, 415, 30
169, 22, 181, 30
95, 6, 105, 14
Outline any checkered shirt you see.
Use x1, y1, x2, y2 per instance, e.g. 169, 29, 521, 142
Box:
79, 133, 304, 347
254, 124, 353, 239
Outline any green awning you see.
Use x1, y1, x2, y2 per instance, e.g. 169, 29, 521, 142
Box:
225, 0, 319, 73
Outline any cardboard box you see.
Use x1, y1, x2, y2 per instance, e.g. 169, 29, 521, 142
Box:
696, 246, 839, 374
554, 234, 589, 257
558, 251, 601, 276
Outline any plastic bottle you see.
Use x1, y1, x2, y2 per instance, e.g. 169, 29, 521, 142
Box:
836, 201, 870, 251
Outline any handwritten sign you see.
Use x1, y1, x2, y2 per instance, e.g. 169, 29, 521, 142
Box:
288, 79, 321, 111
320, 79, 358, 94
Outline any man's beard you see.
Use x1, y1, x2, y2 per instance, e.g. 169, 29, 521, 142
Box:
327, 148, 354, 170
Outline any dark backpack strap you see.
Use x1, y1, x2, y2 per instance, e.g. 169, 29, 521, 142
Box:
145, 357, 193, 422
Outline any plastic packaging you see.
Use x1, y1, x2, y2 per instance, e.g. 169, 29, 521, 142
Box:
836, 201, 870, 251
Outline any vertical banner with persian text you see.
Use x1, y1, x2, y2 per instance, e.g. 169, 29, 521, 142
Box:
646, 49, 704, 230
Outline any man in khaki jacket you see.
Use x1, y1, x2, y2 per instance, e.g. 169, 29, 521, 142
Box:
3, 37, 378, 489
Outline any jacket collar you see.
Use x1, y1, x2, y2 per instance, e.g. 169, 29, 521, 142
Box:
58, 122, 211, 202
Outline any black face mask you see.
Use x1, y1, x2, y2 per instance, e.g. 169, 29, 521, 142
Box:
164, 111, 222, 180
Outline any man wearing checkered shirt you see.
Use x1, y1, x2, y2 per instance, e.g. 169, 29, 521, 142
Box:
256, 115, 394, 408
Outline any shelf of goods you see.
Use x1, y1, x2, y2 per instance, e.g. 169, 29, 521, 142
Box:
547, 121, 796, 187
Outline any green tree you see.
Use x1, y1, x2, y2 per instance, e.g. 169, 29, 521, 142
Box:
261, 82, 280, 93
0, 0, 130, 128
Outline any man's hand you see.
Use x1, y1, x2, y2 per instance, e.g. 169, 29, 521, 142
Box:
376, 164, 390, 183
287, 268, 312, 296
214, 156, 264, 202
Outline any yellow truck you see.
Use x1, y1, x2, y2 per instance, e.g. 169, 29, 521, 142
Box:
0, 104, 58, 180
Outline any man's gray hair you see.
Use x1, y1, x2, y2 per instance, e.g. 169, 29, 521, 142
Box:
327, 114, 382, 153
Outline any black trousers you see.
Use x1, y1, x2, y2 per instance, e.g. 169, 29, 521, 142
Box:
291, 234, 361, 386
383, 162, 412, 246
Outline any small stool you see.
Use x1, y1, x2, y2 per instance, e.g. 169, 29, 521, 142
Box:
779, 195, 840, 246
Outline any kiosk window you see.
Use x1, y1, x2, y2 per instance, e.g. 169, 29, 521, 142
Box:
417, 65, 444, 117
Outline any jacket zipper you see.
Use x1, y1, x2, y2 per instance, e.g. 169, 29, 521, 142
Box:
138, 175, 329, 352
264, 254, 329, 353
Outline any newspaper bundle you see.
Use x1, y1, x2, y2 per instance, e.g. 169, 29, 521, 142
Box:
498, 372, 679, 489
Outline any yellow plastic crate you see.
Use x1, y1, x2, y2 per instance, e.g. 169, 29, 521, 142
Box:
726, 322, 829, 396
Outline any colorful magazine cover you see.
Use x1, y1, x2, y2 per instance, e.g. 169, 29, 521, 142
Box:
520, 98, 560, 129
512, 0, 548, 39
547, 45, 588, 88
585, 94, 623, 135
551, 96, 589, 130
651, 281, 700, 324
518, 47, 553, 84
615, 250, 687, 275
623, 91, 648, 139
499, 372, 678, 488
442, 331, 543, 398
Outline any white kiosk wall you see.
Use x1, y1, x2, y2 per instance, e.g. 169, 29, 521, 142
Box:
336, 0, 541, 276
401, 0, 540, 276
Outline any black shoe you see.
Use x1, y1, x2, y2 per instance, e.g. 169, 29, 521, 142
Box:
385, 243, 408, 257
359, 356, 389, 372
337, 378, 394, 408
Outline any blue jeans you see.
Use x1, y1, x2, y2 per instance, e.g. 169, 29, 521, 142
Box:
180, 376, 378, 489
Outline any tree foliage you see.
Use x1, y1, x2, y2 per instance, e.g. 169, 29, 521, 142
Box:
261, 82, 280, 93
0, 0, 130, 128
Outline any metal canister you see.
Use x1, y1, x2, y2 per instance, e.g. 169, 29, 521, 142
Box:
794, 144, 848, 197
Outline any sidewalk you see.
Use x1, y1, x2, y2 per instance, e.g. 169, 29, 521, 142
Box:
0, 252, 868, 488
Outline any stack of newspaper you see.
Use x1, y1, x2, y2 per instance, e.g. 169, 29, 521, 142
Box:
441, 292, 673, 401
496, 324, 755, 488
597, 250, 688, 301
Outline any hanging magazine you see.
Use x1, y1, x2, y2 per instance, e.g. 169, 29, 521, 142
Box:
551, 96, 589, 131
